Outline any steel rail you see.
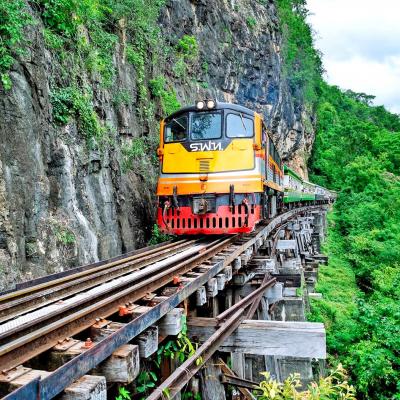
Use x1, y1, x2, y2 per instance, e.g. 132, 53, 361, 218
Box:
0, 243, 209, 342
0, 254, 231, 400
0, 239, 200, 324
0, 236, 236, 371
216, 277, 276, 323
0, 239, 192, 304
146, 308, 246, 400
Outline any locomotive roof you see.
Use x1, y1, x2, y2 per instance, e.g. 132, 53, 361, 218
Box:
165, 102, 256, 121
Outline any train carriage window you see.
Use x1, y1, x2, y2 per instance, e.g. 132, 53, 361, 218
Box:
269, 138, 274, 159
165, 115, 188, 142
226, 113, 254, 138
191, 112, 222, 140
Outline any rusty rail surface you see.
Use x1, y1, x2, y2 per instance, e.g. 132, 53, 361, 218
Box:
0, 238, 197, 323
0, 205, 325, 400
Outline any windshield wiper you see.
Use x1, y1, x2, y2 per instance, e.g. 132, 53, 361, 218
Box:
172, 118, 185, 130
239, 113, 248, 135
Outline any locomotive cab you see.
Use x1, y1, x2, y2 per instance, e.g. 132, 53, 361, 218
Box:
159, 101, 257, 176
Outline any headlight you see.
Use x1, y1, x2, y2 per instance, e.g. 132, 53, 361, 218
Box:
207, 99, 216, 109
196, 101, 205, 110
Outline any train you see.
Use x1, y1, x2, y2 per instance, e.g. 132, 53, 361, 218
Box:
156, 100, 336, 235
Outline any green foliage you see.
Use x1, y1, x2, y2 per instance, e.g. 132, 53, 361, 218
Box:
182, 393, 201, 400
254, 364, 356, 399
173, 57, 187, 79
54, 225, 75, 245
112, 89, 132, 107
276, 0, 323, 106
246, 17, 257, 29
148, 224, 170, 245
149, 76, 181, 116
115, 386, 131, 400
0, 0, 33, 89
172, 35, 198, 82
309, 83, 400, 399
176, 35, 198, 59
51, 86, 105, 144
43, 28, 65, 49
121, 136, 160, 175
136, 370, 157, 395
156, 316, 202, 367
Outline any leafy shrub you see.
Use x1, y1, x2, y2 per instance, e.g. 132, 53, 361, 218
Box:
115, 386, 131, 400
136, 371, 157, 395
0, 0, 33, 89
176, 35, 198, 59
148, 224, 170, 245
246, 17, 257, 29
255, 364, 356, 399
149, 76, 181, 116
121, 137, 147, 171
56, 229, 75, 245
112, 89, 132, 106
309, 83, 400, 398
155, 316, 202, 367
51, 86, 105, 144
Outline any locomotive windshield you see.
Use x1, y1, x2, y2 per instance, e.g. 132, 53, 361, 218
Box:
165, 115, 188, 142
164, 109, 253, 143
191, 112, 222, 140
226, 113, 254, 138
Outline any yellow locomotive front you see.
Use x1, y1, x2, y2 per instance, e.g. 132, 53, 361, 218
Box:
156, 100, 283, 235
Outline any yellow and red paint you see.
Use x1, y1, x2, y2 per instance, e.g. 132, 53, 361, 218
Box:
157, 204, 262, 235
156, 108, 283, 235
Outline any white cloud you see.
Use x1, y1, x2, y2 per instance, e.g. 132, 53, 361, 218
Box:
307, 0, 400, 114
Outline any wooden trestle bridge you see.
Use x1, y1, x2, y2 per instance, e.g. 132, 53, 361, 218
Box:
0, 206, 328, 400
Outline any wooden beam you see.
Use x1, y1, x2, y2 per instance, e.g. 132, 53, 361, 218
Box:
47, 338, 140, 384
188, 318, 326, 359
218, 359, 256, 400
0, 367, 106, 400
60, 375, 107, 400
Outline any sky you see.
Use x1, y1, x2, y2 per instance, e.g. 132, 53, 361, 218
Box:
307, 0, 400, 114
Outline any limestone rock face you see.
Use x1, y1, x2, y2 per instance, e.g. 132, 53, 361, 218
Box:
0, 0, 315, 290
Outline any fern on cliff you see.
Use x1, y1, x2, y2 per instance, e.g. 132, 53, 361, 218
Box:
276, 0, 323, 106
0, 0, 33, 89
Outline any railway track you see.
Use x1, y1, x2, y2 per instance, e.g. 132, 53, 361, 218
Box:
0, 238, 197, 323
0, 206, 324, 400
0, 236, 232, 370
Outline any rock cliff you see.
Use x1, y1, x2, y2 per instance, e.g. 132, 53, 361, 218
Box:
0, 0, 315, 290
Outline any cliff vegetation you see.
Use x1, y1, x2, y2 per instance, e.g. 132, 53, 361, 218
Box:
1, 0, 319, 290
309, 84, 400, 399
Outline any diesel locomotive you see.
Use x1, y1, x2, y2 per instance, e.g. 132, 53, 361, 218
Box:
156, 100, 336, 235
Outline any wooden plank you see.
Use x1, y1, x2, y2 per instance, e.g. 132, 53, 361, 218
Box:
0, 368, 106, 400
48, 338, 140, 384
200, 358, 226, 400
219, 358, 256, 400
60, 375, 107, 400
276, 240, 297, 250
196, 286, 207, 306
93, 344, 139, 384
188, 319, 326, 359
132, 326, 158, 358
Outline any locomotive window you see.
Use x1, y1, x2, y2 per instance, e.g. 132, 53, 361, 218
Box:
191, 112, 222, 140
164, 115, 188, 142
226, 113, 254, 138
